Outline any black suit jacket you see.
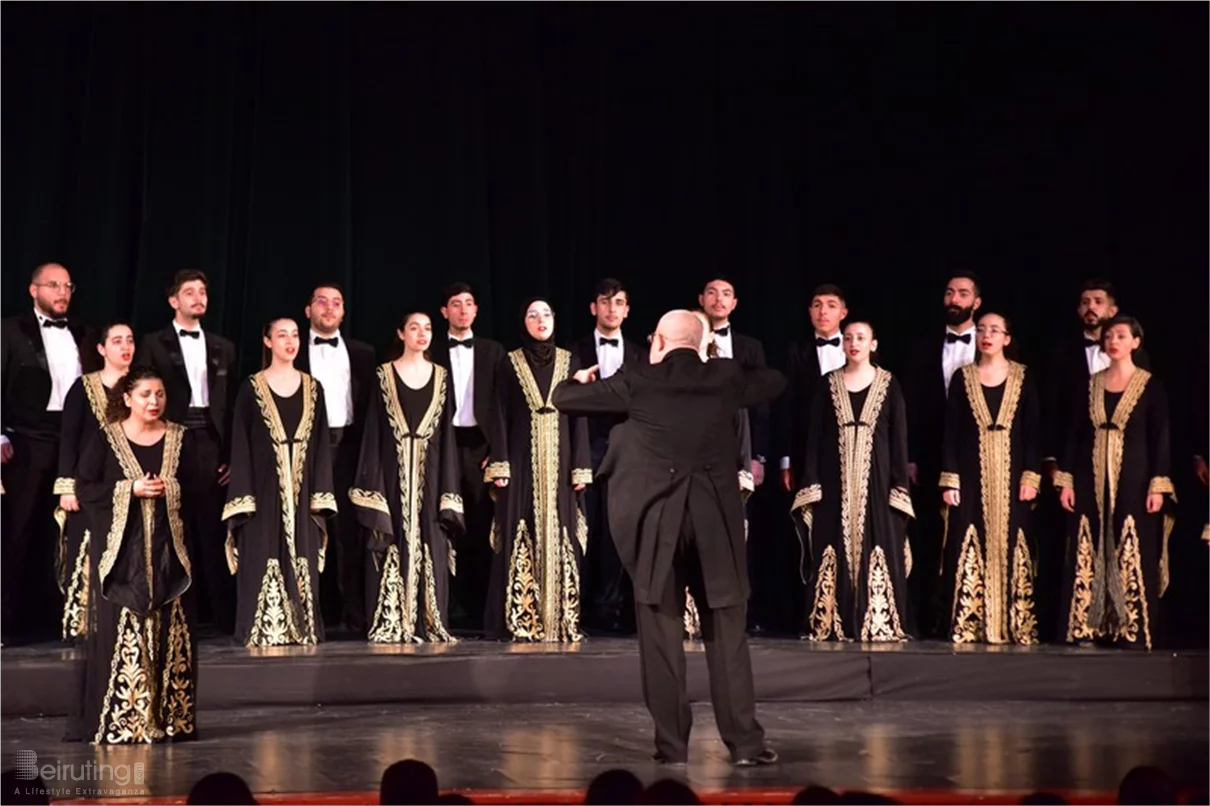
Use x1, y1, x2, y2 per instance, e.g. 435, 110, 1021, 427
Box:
552, 349, 785, 608
137, 326, 237, 457
777, 339, 828, 480
570, 332, 642, 446
1, 313, 99, 440
726, 331, 771, 463
294, 334, 377, 436
1043, 336, 1151, 461
429, 335, 507, 443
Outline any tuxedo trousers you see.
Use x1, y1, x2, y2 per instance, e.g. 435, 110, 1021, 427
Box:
634, 506, 764, 763
1, 432, 60, 641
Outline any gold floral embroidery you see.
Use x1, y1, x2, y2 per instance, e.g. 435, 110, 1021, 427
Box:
1066, 516, 1096, 643
222, 495, 257, 522
160, 598, 195, 738
310, 492, 337, 512
860, 546, 906, 642
94, 608, 159, 744
1148, 476, 1175, 496
1019, 471, 1041, 490
560, 529, 584, 643
368, 544, 408, 643
439, 492, 464, 515
1010, 529, 1038, 645
294, 556, 318, 643
1115, 516, 1151, 650
575, 507, 588, 556
484, 461, 511, 482
422, 542, 455, 642
1053, 471, 1074, 489
571, 468, 593, 486
951, 525, 985, 644
889, 487, 915, 519
506, 520, 542, 640
247, 559, 303, 647
349, 488, 390, 515
938, 472, 961, 490
53, 477, 76, 495
62, 530, 91, 640
791, 484, 822, 513
1089, 369, 1149, 576
249, 373, 317, 570
97, 480, 134, 588
807, 545, 844, 641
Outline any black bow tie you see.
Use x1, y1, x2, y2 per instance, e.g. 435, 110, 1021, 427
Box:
713, 327, 730, 337
598, 337, 619, 347
449, 338, 473, 349
42, 318, 68, 329
313, 336, 339, 347
946, 332, 972, 345
815, 337, 840, 348
178, 329, 200, 339
1084, 338, 1099, 348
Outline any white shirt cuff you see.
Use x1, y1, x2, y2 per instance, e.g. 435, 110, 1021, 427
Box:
779, 457, 790, 470
0, 435, 9, 448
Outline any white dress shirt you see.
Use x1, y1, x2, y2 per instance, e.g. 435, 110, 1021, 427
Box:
308, 329, 353, 428
780, 332, 845, 470
37, 308, 82, 413
1084, 338, 1111, 375
942, 324, 977, 395
594, 329, 626, 379
712, 326, 734, 359
448, 331, 477, 428
175, 322, 210, 408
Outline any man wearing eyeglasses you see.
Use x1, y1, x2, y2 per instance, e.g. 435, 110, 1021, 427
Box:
0, 262, 98, 644
294, 283, 376, 634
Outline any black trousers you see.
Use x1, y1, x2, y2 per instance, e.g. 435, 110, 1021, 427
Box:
634, 510, 764, 763
907, 472, 945, 639
183, 426, 235, 633
1, 432, 60, 642
450, 426, 493, 631
322, 426, 365, 632
585, 436, 633, 629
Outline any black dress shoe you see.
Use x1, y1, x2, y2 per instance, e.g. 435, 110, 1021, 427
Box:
734, 748, 779, 767
652, 751, 687, 766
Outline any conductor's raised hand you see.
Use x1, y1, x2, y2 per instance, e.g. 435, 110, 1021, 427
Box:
572, 365, 600, 385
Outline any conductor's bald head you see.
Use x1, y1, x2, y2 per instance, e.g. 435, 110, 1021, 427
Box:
650, 310, 705, 364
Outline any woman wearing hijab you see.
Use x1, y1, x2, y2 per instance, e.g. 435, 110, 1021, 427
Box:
484, 298, 593, 642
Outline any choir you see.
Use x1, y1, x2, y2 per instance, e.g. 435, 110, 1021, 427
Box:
1, 262, 1203, 746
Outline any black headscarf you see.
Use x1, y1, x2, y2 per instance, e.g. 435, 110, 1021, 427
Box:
520, 297, 556, 367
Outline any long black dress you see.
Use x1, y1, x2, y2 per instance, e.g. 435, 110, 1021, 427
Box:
484, 347, 592, 642
350, 364, 465, 643
54, 372, 121, 640
1056, 368, 1174, 650
223, 373, 336, 647
71, 423, 197, 744
939, 362, 1042, 645
792, 368, 914, 642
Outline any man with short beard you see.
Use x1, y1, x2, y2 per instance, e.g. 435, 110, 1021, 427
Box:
294, 283, 377, 633
904, 272, 982, 638
0, 263, 98, 644
137, 270, 238, 634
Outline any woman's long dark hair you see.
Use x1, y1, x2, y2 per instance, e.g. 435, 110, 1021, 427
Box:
107, 365, 164, 423
385, 312, 433, 362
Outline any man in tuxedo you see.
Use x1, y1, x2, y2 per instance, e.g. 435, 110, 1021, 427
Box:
430, 281, 506, 633
553, 310, 784, 766
294, 283, 377, 633
903, 271, 982, 638
137, 270, 237, 634
571, 278, 642, 634
0, 263, 98, 643
698, 276, 774, 633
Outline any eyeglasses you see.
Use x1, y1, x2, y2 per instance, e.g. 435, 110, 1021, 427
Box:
35, 281, 75, 292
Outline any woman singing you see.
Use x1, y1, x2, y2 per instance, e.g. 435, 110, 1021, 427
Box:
1056, 315, 1173, 650
485, 298, 592, 642
791, 320, 914, 642
55, 321, 135, 641
69, 366, 196, 744
938, 312, 1042, 645
350, 312, 464, 643
223, 317, 336, 647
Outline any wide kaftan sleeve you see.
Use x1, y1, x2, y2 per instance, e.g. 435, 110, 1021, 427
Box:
939, 371, 964, 492
791, 381, 828, 528
887, 375, 915, 521
484, 357, 512, 484
349, 367, 395, 536
55, 377, 89, 496
1019, 370, 1042, 492
221, 380, 258, 573
307, 382, 338, 574
437, 368, 466, 537
76, 427, 134, 594
566, 353, 593, 488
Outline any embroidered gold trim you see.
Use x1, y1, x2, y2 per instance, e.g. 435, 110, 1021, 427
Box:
368, 544, 409, 643
62, 529, 91, 640
505, 519, 542, 640
246, 558, 303, 647
889, 487, 915, 519
1020, 471, 1042, 491
81, 371, 111, 427
349, 488, 390, 515
684, 590, 702, 639
54, 477, 76, 495
224, 531, 239, 575
1066, 516, 1096, 643
738, 469, 754, 493
938, 472, 961, 490
310, 491, 337, 512
1148, 476, 1175, 495
439, 492, 464, 515
223, 495, 257, 522
791, 483, 822, 513
484, 461, 511, 482
160, 598, 195, 738
560, 528, 584, 643
575, 506, 588, 556
294, 556, 318, 643
1053, 471, 1074, 489
1089, 368, 1150, 587
950, 525, 985, 644
807, 545, 844, 641
571, 467, 593, 486
1010, 529, 1038, 645
904, 538, 913, 578
94, 607, 160, 744
1160, 510, 1174, 598
860, 546, 907, 642
1116, 516, 1151, 650
97, 480, 133, 589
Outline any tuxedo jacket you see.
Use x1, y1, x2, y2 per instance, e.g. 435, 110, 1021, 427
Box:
727, 331, 771, 463
137, 326, 238, 456
429, 335, 507, 443
1, 313, 100, 440
294, 334, 377, 438
570, 333, 642, 446
903, 333, 955, 478
777, 339, 827, 479
1044, 337, 1151, 461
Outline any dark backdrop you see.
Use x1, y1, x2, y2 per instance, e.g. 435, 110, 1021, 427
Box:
4, 3, 1206, 635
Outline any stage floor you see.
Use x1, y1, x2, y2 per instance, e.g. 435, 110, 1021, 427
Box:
3, 635, 1206, 717
2, 700, 1206, 804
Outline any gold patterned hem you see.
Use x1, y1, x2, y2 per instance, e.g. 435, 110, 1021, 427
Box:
439, 492, 465, 515
950, 525, 985, 644
1020, 471, 1042, 491
1148, 476, 1175, 496
310, 492, 338, 513
368, 544, 412, 643
422, 542, 456, 643
806, 545, 845, 642
160, 598, 195, 738
222, 495, 256, 522
860, 546, 907, 642
791, 484, 822, 513
938, 472, 961, 490
1116, 516, 1151, 650
349, 488, 390, 515
97, 480, 134, 588
54, 477, 76, 495
559, 529, 584, 643
1065, 516, 1096, 643
1053, 471, 1074, 489
484, 461, 511, 482
1010, 529, 1038, 645
889, 487, 915, 519
246, 559, 306, 647
505, 520, 542, 640
61, 530, 91, 640
571, 468, 593, 486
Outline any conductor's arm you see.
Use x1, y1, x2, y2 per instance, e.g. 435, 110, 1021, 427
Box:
738, 366, 787, 410
552, 373, 633, 415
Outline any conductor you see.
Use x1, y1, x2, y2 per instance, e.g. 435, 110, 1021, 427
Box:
552, 310, 785, 766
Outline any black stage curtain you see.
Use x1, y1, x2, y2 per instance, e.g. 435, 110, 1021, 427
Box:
4, 3, 1206, 640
